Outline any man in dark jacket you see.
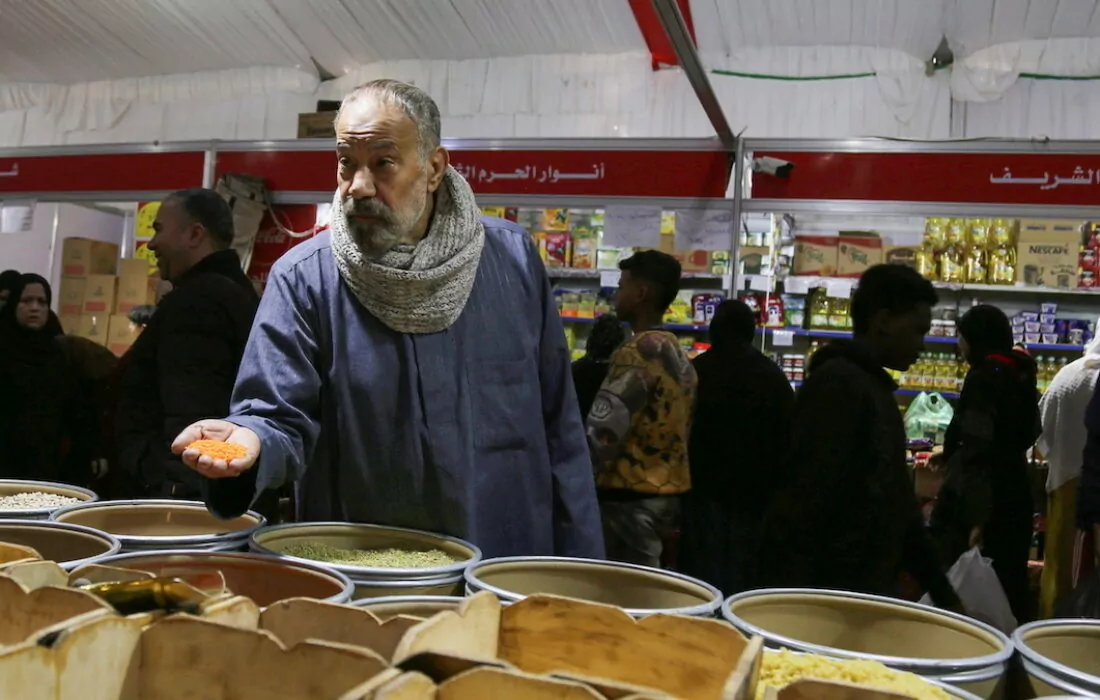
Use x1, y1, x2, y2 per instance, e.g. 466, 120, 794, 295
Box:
1077, 382, 1100, 588
759, 264, 961, 609
115, 188, 259, 499
678, 300, 794, 595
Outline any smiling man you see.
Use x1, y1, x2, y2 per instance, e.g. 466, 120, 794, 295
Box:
173, 80, 603, 559
115, 188, 259, 499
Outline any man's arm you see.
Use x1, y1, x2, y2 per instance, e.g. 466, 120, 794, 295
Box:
532, 253, 605, 559
1078, 382, 1100, 556
203, 269, 324, 518
586, 352, 651, 468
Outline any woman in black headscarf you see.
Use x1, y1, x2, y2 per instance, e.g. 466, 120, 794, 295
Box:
0, 274, 91, 482
931, 304, 1040, 622
572, 313, 628, 421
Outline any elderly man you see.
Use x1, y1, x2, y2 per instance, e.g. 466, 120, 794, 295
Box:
173, 79, 603, 559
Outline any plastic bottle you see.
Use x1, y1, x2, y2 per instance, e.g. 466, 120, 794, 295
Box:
988, 219, 1017, 285
939, 219, 967, 283
1035, 356, 1048, 393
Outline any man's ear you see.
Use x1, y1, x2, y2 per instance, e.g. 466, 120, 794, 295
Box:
187, 222, 208, 249
426, 146, 449, 193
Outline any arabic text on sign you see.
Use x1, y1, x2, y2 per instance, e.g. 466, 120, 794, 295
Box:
452, 163, 606, 185
0, 163, 19, 178
988, 166, 1096, 191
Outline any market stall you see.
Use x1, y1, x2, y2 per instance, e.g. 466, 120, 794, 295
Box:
735, 137, 1100, 401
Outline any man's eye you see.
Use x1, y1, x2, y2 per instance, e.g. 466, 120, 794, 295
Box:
377, 159, 394, 167
338, 157, 353, 167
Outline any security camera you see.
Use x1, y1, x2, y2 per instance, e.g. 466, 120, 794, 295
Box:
751, 156, 795, 178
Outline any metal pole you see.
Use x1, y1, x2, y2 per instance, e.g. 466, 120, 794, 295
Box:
649, 0, 736, 150
730, 138, 745, 300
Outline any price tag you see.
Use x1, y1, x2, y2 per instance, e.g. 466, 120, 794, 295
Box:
748, 275, 775, 292
784, 276, 812, 295
825, 279, 854, 298
599, 270, 621, 288
772, 330, 795, 347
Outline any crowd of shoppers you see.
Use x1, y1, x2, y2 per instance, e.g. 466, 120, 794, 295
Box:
2, 79, 1097, 623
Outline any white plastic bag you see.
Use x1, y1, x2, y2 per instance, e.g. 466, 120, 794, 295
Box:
920, 547, 1017, 633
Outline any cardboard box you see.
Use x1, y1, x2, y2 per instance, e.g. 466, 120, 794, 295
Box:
1017, 219, 1082, 288
56, 277, 86, 316
118, 257, 152, 279
672, 250, 712, 273
738, 246, 771, 275
115, 258, 154, 314
794, 236, 839, 276
885, 245, 919, 269
836, 232, 883, 278
74, 314, 108, 345
107, 314, 139, 356
81, 275, 117, 314
61, 238, 119, 277
297, 112, 337, 139
58, 314, 80, 335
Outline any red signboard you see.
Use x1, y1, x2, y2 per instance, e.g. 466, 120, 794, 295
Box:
752, 151, 1100, 206
215, 148, 730, 199
0, 152, 204, 193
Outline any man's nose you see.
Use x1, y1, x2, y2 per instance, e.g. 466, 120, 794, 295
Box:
348, 167, 376, 200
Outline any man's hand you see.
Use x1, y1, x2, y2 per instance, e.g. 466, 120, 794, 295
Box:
969, 526, 983, 550
172, 420, 260, 479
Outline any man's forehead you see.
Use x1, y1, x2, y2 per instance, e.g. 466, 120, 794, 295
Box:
337, 97, 417, 144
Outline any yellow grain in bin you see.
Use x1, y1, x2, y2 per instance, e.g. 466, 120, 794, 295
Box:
1013, 619, 1100, 698
721, 589, 1012, 699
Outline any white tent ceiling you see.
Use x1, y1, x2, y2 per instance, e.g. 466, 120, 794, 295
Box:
4, 0, 1100, 85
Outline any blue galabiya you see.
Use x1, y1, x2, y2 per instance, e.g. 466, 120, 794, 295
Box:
204, 168, 604, 559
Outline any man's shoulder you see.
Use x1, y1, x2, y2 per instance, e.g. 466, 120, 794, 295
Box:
481, 217, 537, 260
271, 229, 332, 276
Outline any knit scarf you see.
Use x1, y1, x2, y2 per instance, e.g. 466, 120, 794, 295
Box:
330, 166, 485, 334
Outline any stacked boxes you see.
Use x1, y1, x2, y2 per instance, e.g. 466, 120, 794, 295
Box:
58, 238, 155, 355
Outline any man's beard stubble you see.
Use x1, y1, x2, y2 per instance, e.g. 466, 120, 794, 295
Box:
343, 181, 429, 258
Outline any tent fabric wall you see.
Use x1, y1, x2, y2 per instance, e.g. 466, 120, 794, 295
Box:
0, 48, 947, 147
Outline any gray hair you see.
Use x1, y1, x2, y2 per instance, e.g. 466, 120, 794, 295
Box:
336, 79, 442, 161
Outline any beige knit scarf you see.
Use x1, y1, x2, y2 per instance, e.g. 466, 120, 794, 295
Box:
330, 166, 485, 334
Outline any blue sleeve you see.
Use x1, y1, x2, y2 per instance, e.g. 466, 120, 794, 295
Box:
204, 267, 323, 518
530, 247, 606, 559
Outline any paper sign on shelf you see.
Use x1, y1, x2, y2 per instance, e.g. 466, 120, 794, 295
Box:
602, 205, 662, 248
825, 279, 854, 299
772, 330, 795, 347
784, 277, 812, 295
674, 208, 734, 251
748, 275, 775, 293
599, 270, 622, 288
0, 200, 35, 234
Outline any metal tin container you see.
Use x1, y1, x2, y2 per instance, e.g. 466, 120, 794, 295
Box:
465, 556, 723, 618
50, 499, 264, 553
722, 588, 1013, 699
0, 519, 121, 570
95, 550, 354, 606
0, 479, 98, 521
250, 522, 481, 600
350, 595, 466, 619
1013, 619, 1100, 698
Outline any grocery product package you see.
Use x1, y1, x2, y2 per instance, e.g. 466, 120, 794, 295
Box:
904, 392, 954, 443
921, 547, 1017, 633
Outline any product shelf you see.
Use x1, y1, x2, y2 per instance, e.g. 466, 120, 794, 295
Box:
790, 380, 960, 400
548, 268, 726, 281
933, 282, 1100, 297
759, 327, 1083, 352
560, 316, 709, 333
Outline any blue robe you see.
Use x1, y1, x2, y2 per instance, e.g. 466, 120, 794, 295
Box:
204, 218, 605, 559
